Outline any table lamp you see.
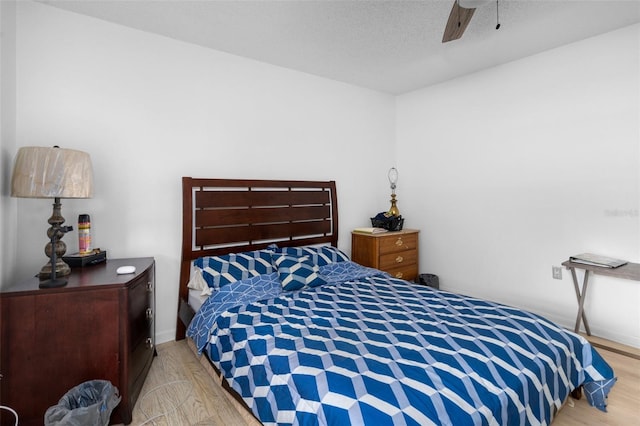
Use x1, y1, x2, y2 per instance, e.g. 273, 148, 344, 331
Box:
387, 167, 399, 216
11, 146, 94, 288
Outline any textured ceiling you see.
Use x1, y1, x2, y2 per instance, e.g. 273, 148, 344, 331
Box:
41, 0, 640, 94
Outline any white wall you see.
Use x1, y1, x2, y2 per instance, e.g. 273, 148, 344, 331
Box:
11, 1, 394, 343
0, 0, 17, 287
397, 24, 640, 347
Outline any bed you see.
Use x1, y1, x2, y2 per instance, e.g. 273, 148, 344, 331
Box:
176, 177, 616, 426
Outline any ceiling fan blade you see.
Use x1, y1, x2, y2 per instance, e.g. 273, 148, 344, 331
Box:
442, 1, 476, 43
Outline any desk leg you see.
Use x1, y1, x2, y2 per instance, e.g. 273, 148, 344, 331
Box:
570, 268, 591, 335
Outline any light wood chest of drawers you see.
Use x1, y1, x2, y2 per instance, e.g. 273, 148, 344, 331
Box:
351, 229, 419, 281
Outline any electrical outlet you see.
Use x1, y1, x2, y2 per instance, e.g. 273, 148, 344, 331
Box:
552, 266, 562, 280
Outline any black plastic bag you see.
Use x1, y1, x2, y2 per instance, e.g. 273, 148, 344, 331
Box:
44, 380, 121, 426
370, 212, 404, 231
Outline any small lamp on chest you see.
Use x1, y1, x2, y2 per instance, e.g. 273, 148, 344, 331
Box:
388, 166, 400, 217
11, 146, 94, 288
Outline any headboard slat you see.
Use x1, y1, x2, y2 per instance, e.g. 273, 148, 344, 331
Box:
196, 190, 330, 208
195, 205, 331, 228
195, 220, 332, 247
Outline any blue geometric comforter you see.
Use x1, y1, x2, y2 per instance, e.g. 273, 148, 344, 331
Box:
187, 262, 615, 426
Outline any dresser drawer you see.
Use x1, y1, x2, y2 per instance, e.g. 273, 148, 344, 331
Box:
129, 336, 154, 410
386, 264, 418, 281
379, 233, 418, 254
379, 249, 417, 270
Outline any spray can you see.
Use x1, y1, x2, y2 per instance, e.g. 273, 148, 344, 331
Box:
78, 214, 92, 254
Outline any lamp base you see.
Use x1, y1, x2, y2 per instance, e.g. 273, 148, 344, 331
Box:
39, 260, 71, 280
39, 277, 68, 288
39, 197, 73, 279
388, 193, 400, 217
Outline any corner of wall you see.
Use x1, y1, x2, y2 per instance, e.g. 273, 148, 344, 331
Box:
1, 0, 18, 289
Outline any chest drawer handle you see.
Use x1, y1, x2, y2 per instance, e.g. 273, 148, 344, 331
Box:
146, 308, 153, 320
395, 256, 404, 263
146, 281, 153, 292
395, 238, 404, 247
395, 272, 404, 278
146, 337, 154, 350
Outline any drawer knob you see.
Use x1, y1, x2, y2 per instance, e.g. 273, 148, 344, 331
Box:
146, 281, 153, 292
395, 238, 404, 247
146, 337, 154, 350
146, 308, 153, 320
395, 256, 404, 263
395, 272, 404, 278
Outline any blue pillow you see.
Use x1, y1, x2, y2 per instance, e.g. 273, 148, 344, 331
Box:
195, 250, 274, 291
273, 254, 327, 291
272, 245, 349, 267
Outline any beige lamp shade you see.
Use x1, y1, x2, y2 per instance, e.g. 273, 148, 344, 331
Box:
11, 146, 94, 199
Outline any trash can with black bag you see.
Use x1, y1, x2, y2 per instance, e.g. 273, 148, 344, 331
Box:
44, 380, 121, 426
419, 273, 440, 289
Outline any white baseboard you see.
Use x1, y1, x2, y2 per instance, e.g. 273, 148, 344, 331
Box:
156, 328, 176, 345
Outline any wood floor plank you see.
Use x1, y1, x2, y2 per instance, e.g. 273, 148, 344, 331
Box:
120, 340, 639, 425
582, 334, 640, 360
124, 341, 252, 426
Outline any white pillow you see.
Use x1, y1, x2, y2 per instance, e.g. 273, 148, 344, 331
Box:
187, 267, 213, 297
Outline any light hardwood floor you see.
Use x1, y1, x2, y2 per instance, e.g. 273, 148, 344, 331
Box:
124, 339, 640, 425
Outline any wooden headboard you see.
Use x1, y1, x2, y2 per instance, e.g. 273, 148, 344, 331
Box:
176, 177, 339, 340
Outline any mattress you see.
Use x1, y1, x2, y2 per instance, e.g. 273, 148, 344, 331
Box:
189, 288, 207, 312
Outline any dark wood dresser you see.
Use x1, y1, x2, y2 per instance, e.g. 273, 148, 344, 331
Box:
0, 257, 155, 425
351, 229, 420, 282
